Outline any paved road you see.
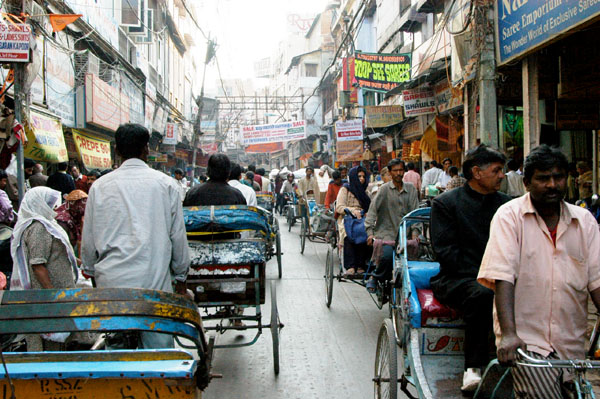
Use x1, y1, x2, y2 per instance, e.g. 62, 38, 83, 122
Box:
202, 215, 389, 399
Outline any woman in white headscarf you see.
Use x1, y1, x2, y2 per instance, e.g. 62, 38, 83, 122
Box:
10, 187, 78, 350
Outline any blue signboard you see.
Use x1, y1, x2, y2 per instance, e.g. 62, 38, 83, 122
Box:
496, 0, 600, 65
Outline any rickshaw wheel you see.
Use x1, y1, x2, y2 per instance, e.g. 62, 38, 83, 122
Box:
276, 230, 282, 279
300, 219, 306, 254
374, 319, 398, 399
325, 246, 334, 308
270, 281, 280, 375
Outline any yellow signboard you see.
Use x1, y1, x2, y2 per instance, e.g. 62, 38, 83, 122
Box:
365, 105, 404, 128
24, 111, 68, 163
72, 130, 112, 170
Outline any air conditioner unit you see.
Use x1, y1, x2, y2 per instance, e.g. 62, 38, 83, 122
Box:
26, 0, 46, 28
73, 52, 100, 86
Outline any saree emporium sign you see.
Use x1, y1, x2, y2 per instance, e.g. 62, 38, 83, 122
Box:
354, 52, 411, 91
496, 0, 600, 65
242, 120, 306, 145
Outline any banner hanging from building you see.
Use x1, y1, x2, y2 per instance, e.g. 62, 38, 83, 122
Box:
201, 142, 219, 154
335, 119, 363, 142
245, 142, 284, 153
354, 52, 411, 91
72, 129, 112, 170
336, 140, 364, 162
496, 0, 600, 65
403, 88, 436, 117
24, 111, 68, 163
0, 23, 31, 62
242, 120, 306, 145
365, 105, 404, 128
163, 123, 178, 145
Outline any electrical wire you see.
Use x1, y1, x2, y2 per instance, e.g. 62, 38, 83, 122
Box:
178, 0, 209, 41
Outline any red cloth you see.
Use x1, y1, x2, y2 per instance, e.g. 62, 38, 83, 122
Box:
548, 225, 557, 247
74, 175, 88, 193
417, 289, 461, 326
324, 182, 342, 210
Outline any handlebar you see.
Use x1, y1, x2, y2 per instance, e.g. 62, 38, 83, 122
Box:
516, 348, 600, 369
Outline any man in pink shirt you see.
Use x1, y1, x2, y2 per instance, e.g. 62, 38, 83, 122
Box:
478, 145, 600, 398
402, 162, 421, 198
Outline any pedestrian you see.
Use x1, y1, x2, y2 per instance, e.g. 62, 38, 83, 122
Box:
436, 158, 453, 190
365, 159, 419, 292
86, 170, 101, 190
478, 145, 600, 398
4, 158, 34, 210
256, 168, 270, 192
324, 170, 343, 210
29, 163, 48, 188
297, 166, 320, 203
47, 162, 75, 197
70, 165, 88, 193
504, 159, 525, 198
55, 189, 88, 249
248, 164, 262, 186
173, 168, 187, 202
81, 124, 190, 349
338, 165, 349, 182
274, 174, 285, 214
403, 162, 422, 196
228, 163, 257, 206
421, 160, 443, 197
0, 168, 14, 225
10, 186, 78, 350
184, 153, 246, 206
576, 161, 593, 204
445, 166, 466, 191
429, 144, 510, 393
566, 162, 579, 203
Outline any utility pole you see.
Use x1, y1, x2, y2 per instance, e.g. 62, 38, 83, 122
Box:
191, 39, 215, 186
477, 1, 499, 147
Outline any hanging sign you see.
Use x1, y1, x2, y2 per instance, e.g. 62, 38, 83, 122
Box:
0, 23, 31, 62
403, 89, 436, 117
72, 129, 112, 170
335, 119, 363, 142
354, 52, 411, 91
163, 122, 178, 145
336, 140, 364, 162
242, 120, 306, 145
24, 111, 68, 163
365, 105, 404, 128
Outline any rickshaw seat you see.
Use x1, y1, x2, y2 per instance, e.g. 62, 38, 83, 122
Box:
408, 261, 463, 328
188, 239, 266, 267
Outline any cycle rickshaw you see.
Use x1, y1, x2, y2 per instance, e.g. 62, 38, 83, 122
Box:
283, 192, 302, 231
298, 200, 336, 254
183, 205, 284, 374
256, 191, 283, 278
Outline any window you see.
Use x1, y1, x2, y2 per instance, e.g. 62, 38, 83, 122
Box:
305, 63, 318, 77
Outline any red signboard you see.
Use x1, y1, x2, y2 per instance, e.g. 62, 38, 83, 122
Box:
245, 142, 284, 153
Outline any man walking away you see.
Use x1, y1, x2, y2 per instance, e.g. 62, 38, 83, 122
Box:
445, 166, 467, 191
429, 145, 510, 393
403, 162, 421, 198
229, 163, 257, 206
81, 124, 190, 349
421, 160, 443, 197
478, 145, 600, 398
505, 159, 525, 198
436, 158, 453, 191
173, 168, 187, 202
47, 162, 75, 197
29, 163, 48, 188
184, 154, 246, 206
71, 165, 88, 193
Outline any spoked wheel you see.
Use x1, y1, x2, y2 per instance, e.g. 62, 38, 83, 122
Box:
287, 209, 293, 232
270, 281, 281, 375
374, 319, 398, 399
276, 228, 282, 279
300, 219, 306, 254
325, 246, 334, 308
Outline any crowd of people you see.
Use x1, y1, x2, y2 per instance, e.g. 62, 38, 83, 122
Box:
0, 121, 599, 398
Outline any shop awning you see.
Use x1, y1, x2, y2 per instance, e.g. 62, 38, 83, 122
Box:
72, 130, 112, 170
24, 110, 68, 163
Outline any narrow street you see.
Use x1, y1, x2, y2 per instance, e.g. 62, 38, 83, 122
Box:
203, 215, 388, 399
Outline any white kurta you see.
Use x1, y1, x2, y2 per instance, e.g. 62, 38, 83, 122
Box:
229, 180, 257, 206
81, 158, 190, 292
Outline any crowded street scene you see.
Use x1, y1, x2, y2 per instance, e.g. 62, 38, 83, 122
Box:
1, 0, 600, 398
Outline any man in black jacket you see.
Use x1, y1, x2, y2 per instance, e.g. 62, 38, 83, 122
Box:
430, 145, 510, 393
47, 162, 75, 196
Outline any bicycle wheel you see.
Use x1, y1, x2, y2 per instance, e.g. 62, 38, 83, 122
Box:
325, 246, 334, 308
276, 229, 282, 279
300, 219, 306, 254
270, 281, 280, 375
374, 319, 397, 399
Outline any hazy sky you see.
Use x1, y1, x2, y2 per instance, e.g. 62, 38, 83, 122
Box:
193, 0, 327, 94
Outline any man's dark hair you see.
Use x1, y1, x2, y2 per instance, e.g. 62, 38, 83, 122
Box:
100, 169, 112, 176
24, 158, 35, 168
199, 175, 208, 182
0, 168, 7, 180
115, 124, 150, 160
332, 170, 341, 180
523, 145, 568, 182
87, 170, 101, 178
406, 162, 415, 171
338, 165, 348, 171
387, 158, 406, 170
449, 166, 459, 176
462, 144, 507, 180
256, 168, 265, 176
305, 166, 314, 172
506, 159, 518, 171
57, 162, 68, 171
229, 163, 242, 180
207, 153, 231, 182
248, 164, 256, 172
174, 168, 183, 175
430, 161, 439, 168
442, 157, 452, 164
246, 171, 255, 180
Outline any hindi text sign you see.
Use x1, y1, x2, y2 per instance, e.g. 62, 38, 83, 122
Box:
242, 120, 306, 145
365, 105, 404, 128
335, 119, 364, 142
354, 52, 410, 91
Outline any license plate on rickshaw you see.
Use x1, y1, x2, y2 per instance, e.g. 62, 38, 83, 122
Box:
0, 377, 196, 399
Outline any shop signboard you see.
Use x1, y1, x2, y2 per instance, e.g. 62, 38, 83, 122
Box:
46, 33, 76, 127
72, 129, 112, 170
242, 120, 306, 145
121, 73, 144, 125
496, 0, 600, 65
24, 111, 68, 163
66, 0, 118, 48
245, 142, 284, 153
336, 140, 364, 162
148, 152, 168, 163
201, 142, 219, 154
84, 74, 121, 132
402, 118, 423, 140
163, 122, 178, 145
403, 89, 436, 117
354, 52, 411, 91
434, 80, 463, 114
0, 23, 30, 62
153, 105, 167, 135
365, 105, 404, 128
335, 119, 364, 142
